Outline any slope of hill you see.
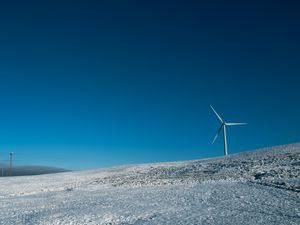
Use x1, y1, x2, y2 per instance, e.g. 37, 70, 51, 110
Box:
0, 143, 299, 225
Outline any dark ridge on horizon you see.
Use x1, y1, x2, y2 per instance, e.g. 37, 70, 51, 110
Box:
0, 165, 70, 177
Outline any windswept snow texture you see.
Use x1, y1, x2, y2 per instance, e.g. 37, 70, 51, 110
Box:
0, 144, 299, 225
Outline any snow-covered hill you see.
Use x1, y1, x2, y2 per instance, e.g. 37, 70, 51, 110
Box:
0, 143, 299, 225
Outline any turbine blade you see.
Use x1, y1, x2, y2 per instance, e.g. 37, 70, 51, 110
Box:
212, 125, 223, 144
210, 105, 223, 123
225, 123, 247, 126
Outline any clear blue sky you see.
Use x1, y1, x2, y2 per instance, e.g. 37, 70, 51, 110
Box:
0, 0, 299, 170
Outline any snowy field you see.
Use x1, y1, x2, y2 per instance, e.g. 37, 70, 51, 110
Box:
0, 143, 299, 225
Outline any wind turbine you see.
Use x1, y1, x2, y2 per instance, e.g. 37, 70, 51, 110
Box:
211, 105, 246, 156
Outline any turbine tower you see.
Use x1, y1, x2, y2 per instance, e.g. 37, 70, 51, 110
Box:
9, 152, 13, 176
211, 105, 246, 156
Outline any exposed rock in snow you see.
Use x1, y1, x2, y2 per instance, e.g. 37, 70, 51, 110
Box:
0, 143, 299, 224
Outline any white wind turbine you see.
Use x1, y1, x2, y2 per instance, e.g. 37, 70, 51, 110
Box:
211, 105, 246, 156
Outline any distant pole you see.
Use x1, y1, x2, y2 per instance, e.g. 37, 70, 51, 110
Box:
9, 152, 13, 176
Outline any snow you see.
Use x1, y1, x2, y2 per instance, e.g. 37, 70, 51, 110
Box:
0, 143, 299, 224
